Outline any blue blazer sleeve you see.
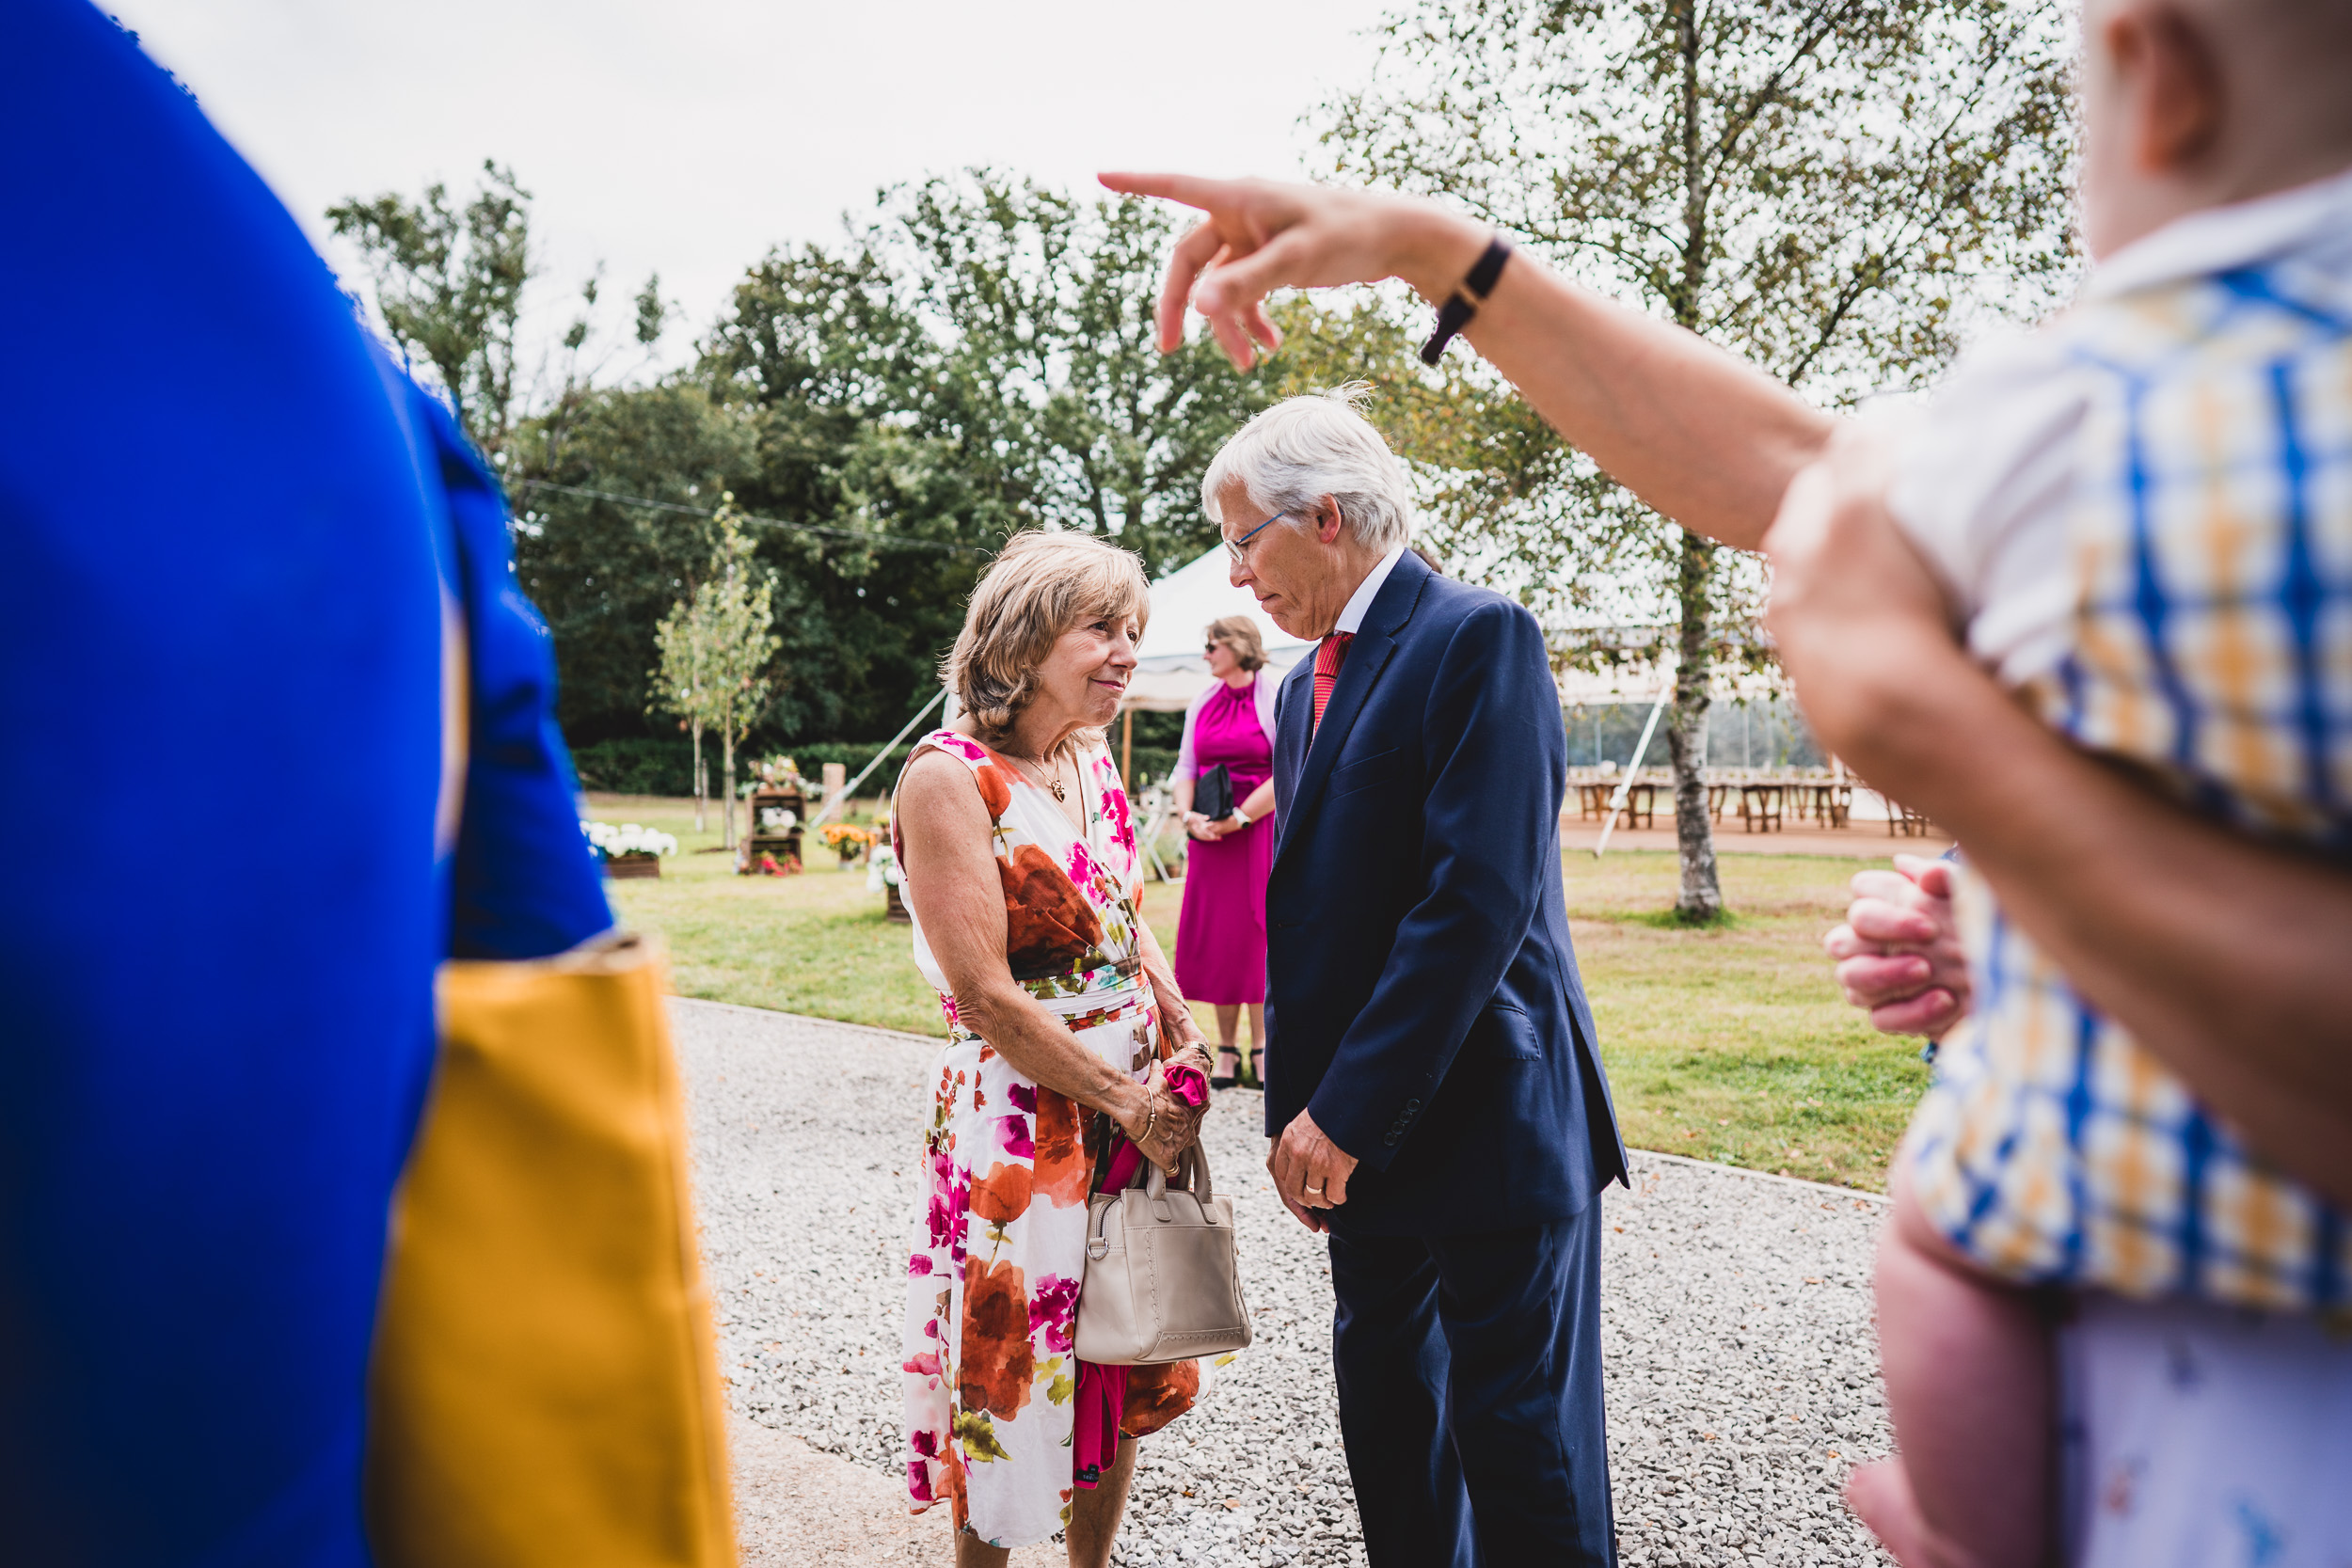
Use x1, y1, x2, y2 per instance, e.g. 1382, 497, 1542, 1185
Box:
414, 387, 614, 960
1304, 600, 1566, 1167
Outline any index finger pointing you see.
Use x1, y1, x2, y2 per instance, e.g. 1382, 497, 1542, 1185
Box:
1097, 170, 1232, 212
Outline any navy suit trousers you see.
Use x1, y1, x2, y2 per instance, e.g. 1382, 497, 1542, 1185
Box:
1327, 1207, 1616, 1567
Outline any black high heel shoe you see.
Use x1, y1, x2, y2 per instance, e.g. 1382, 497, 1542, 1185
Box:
1210, 1048, 1240, 1090
1248, 1048, 1266, 1088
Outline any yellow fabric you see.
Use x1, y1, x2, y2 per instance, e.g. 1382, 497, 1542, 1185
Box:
367, 933, 738, 1568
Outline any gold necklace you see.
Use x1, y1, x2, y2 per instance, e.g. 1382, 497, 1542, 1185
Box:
1003, 748, 1067, 802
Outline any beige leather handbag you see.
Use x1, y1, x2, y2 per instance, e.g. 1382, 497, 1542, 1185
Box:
1074, 1146, 1253, 1365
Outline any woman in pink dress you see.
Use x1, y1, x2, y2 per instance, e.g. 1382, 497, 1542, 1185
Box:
1171, 616, 1280, 1088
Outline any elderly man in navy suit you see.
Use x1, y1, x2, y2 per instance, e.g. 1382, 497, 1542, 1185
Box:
1202, 388, 1628, 1566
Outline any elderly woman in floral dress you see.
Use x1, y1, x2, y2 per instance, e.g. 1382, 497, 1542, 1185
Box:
893, 531, 1218, 1567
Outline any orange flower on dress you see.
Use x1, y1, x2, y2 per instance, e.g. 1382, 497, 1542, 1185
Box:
1030, 1088, 1090, 1208
974, 760, 1014, 819
999, 843, 1104, 977
943, 1443, 969, 1531
1120, 1358, 1200, 1437
969, 1161, 1034, 1227
959, 1257, 1036, 1419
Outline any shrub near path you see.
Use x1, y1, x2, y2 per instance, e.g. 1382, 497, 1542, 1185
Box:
592, 796, 1928, 1191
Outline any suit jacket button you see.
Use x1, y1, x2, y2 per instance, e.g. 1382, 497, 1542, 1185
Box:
1384, 1132, 1401, 1147
1406, 1099, 1422, 1112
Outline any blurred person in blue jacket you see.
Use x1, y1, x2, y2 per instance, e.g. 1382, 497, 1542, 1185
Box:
0, 6, 627, 1563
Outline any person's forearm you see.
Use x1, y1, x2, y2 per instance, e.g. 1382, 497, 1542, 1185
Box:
959, 979, 1151, 1124
1172, 779, 1194, 816
1392, 208, 1836, 551
1823, 630, 2352, 1205
1238, 781, 1275, 821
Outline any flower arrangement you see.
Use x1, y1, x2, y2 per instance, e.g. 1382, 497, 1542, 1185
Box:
755, 852, 803, 877
752, 756, 808, 793
819, 822, 873, 863
581, 820, 678, 861
758, 805, 800, 833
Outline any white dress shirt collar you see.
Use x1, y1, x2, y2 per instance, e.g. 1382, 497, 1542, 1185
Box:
1332, 544, 1408, 637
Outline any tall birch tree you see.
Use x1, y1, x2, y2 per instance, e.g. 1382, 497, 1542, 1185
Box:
1319, 0, 2075, 918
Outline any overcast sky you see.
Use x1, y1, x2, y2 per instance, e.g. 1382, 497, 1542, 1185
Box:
113, 0, 1395, 372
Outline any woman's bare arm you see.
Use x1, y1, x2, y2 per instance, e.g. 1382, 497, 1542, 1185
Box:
898, 752, 1198, 1168
1098, 172, 1834, 550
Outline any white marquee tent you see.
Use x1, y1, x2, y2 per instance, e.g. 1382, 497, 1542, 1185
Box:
1123, 545, 1312, 713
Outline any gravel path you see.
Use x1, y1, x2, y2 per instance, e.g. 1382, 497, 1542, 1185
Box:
681, 998, 1896, 1567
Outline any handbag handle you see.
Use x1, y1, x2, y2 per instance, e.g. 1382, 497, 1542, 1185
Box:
1088, 1142, 1221, 1259
1143, 1143, 1216, 1215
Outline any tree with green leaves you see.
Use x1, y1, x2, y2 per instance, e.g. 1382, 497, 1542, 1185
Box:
886, 173, 1280, 578
694, 236, 999, 743
327, 162, 534, 459
331, 164, 671, 466
1316, 0, 2075, 918
650, 506, 780, 850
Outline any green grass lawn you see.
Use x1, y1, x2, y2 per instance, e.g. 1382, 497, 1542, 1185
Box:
588, 795, 1928, 1190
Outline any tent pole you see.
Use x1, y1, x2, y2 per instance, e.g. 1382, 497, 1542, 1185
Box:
1595, 669, 1676, 859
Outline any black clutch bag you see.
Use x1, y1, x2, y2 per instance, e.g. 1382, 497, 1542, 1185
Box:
1194, 763, 1233, 822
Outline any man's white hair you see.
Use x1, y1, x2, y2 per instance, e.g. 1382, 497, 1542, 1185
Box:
1201, 384, 1415, 554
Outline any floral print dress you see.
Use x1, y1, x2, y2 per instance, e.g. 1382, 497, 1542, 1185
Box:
896, 730, 1209, 1548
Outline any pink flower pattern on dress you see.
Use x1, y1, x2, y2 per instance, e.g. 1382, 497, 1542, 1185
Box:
1098, 767, 1136, 861
1028, 1273, 1080, 1354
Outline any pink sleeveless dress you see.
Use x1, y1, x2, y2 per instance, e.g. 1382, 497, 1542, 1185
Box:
1173, 676, 1274, 1004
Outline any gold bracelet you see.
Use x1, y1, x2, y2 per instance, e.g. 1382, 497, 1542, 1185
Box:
1138, 1087, 1158, 1148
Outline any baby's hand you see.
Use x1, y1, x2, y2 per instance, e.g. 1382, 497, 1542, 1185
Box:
1825, 854, 1968, 1037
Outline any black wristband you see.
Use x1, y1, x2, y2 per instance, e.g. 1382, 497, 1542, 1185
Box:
1419, 234, 1513, 365
1462, 233, 1512, 299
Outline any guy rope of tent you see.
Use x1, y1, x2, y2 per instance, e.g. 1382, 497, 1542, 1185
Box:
803, 686, 949, 833
1593, 662, 1677, 859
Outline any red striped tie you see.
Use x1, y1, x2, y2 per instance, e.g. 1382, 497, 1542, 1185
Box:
1311, 632, 1355, 734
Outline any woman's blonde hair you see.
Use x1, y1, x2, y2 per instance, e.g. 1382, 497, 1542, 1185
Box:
944, 531, 1150, 749
1203, 615, 1266, 673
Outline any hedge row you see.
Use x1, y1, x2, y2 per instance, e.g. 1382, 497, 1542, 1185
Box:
571, 736, 1183, 799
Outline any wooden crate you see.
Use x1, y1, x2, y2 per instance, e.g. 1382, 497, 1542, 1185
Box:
746, 788, 806, 869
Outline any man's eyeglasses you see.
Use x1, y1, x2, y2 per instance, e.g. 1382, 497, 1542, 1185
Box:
1223, 509, 1291, 567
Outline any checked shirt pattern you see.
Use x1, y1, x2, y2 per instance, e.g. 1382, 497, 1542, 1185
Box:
1910, 259, 2352, 1311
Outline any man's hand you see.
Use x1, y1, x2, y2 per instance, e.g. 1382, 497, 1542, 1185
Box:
1268, 1107, 1359, 1233
1825, 854, 1970, 1037
1094, 172, 1486, 372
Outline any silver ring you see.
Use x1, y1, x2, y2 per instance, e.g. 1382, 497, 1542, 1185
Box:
1305, 1182, 1326, 1195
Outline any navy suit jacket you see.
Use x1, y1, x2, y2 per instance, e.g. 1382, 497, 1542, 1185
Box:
1265, 550, 1628, 1235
